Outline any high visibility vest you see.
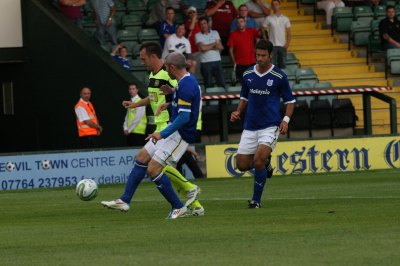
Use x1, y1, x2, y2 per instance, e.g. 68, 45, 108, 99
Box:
126, 97, 147, 134
196, 111, 202, 130
75, 100, 99, 137
148, 67, 177, 125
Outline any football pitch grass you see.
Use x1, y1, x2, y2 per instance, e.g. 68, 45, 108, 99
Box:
1, 169, 399, 266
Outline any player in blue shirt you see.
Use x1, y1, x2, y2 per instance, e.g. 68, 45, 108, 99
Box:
230, 39, 295, 209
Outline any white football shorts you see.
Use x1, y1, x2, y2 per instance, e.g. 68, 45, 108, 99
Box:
237, 126, 280, 155
144, 131, 188, 167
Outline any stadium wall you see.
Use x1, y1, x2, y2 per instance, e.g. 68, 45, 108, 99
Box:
0, 0, 143, 153
206, 136, 400, 178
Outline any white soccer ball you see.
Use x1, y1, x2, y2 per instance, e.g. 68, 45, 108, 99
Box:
76, 179, 98, 201
41, 160, 51, 170
5, 162, 15, 172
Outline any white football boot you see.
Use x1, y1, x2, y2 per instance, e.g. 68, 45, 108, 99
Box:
101, 199, 130, 212
185, 185, 201, 207
166, 206, 188, 219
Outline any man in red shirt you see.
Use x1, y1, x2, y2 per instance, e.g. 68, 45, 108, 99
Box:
205, 0, 237, 52
227, 16, 260, 84
185, 6, 200, 54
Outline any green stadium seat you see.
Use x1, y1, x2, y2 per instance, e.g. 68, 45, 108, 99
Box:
314, 81, 333, 89
122, 14, 143, 28
332, 7, 353, 33
286, 53, 300, 68
386, 48, 400, 75
295, 68, 318, 85
282, 68, 296, 83
293, 82, 315, 91
367, 19, 385, 64
117, 29, 139, 42
374, 5, 386, 20
126, 0, 147, 12
138, 28, 159, 43
114, 0, 126, 12
353, 6, 374, 21
349, 20, 371, 48
226, 86, 242, 92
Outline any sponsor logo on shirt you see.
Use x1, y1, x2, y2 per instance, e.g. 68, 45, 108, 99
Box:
249, 88, 270, 95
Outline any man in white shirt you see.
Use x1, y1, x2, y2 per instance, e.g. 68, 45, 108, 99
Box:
195, 16, 226, 89
262, 0, 291, 69
123, 84, 147, 147
246, 0, 271, 28
162, 24, 192, 59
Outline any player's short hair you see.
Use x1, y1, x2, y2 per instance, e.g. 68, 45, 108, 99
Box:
198, 16, 209, 24
238, 4, 248, 10
165, 52, 187, 70
128, 83, 137, 88
386, 5, 395, 11
255, 39, 274, 54
140, 42, 162, 59
237, 16, 246, 21
166, 6, 175, 13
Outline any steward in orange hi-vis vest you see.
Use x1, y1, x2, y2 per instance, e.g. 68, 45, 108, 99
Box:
75, 100, 99, 137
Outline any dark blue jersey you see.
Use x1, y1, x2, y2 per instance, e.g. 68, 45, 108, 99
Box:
170, 73, 201, 143
240, 65, 295, 130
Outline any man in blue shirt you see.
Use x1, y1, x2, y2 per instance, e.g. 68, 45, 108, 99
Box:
159, 7, 177, 48
230, 39, 295, 208
103, 52, 201, 219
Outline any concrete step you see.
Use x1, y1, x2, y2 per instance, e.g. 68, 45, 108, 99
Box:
300, 57, 366, 66
318, 72, 385, 80
291, 22, 322, 31
290, 43, 348, 51
292, 29, 332, 36
295, 50, 356, 60
291, 36, 338, 45
313, 65, 375, 75
330, 79, 388, 87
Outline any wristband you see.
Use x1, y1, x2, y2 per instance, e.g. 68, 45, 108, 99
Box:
283, 116, 290, 123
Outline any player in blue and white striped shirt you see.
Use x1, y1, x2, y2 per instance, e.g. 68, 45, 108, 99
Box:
230, 39, 295, 208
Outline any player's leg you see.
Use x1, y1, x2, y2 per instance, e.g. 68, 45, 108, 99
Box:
151, 131, 193, 219
101, 141, 153, 211
163, 165, 204, 216
249, 126, 279, 208
148, 159, 186, 219
249, 144, 272, 208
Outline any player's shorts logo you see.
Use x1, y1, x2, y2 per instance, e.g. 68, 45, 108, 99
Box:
267, 79, 273, 86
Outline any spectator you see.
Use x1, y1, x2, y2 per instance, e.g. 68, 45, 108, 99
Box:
159, 7, 177, 48
379, 5, 400, 50
111, 44, 132, 72
59, 0, 86, 28
365, 0, 380, 11
123, 84, 147, 147
231, 4, 258, 31
317, 0, 345, 26
205, 0, 238, 50
181, 0, 208, 15
74, 87, 102, 149
146, 0, 169, 28
185, 6, 201, 53
228, 16, 260, 84
246, 0, 271, 28
91, 0, 117, 45
162, 24, 192, 59
195, 16, 227, 89
262, 0, 291, 68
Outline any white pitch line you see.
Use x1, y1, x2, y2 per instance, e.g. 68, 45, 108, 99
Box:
124, 196, 400, 203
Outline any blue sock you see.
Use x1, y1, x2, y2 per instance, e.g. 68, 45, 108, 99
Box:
120, 160, 147, 204
152, 172, 183, 209
252, 168, 268, 203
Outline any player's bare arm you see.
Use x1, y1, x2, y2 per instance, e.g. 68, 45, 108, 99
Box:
230, 99, 248, 122
122, 96, 150, 109
160, 84, 174, 95
156, 103, 170, 115
280, 102, 295, 135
